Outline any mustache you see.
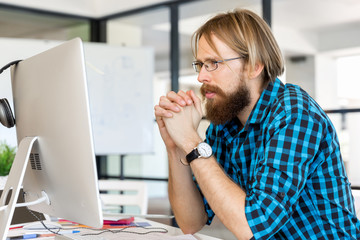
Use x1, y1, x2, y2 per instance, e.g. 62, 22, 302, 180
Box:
200, 84, 226, 98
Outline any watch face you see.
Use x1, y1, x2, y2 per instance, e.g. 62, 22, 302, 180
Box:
197, 142, 212, 158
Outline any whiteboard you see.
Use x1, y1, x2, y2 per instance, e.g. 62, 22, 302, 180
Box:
0, 38, 154, 154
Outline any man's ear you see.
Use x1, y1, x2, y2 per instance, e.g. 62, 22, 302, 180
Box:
248, 63, 264, 79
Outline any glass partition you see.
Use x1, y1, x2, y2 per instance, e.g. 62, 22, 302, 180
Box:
0, 8, 89, 41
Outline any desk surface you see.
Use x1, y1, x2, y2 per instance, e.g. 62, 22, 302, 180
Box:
142, 218, 220, 240
7, 218, 221, 240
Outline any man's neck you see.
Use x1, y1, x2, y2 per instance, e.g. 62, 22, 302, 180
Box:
237, 79, 267, 126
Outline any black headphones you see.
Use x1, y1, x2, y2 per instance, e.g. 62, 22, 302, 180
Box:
0, 98, 15, 128
0, 60, 22, 129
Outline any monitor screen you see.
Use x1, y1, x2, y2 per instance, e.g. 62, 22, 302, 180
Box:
7, 38, 102, 228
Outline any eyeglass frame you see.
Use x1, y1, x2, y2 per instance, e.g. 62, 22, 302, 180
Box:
191, 56, 243, 73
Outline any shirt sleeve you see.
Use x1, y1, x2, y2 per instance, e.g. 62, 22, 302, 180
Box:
245, 107, 323, 239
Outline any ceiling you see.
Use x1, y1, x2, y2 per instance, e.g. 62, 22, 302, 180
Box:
1, 0, 360, 66
0, 0, 173, 18
0, 0, 359, 30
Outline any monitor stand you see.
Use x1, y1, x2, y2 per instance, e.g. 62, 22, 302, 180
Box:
0, 137, 38, 240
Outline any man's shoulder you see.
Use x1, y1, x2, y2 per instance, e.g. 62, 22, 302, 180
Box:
257, 79, 311, 116
268, 82, 329, 127
273, 83, 315, 113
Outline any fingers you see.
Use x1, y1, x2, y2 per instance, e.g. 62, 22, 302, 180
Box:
159, 96, 181, 113
177, 90, 194, 106
155, 90, 200, 120
156, 90, 193, 115
154, 104, 173, 118
167, 91, 193, 106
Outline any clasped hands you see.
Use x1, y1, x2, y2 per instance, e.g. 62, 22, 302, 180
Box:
154, 90, 203, 153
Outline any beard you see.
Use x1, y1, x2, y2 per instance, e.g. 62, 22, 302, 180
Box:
200, 82, 250, 125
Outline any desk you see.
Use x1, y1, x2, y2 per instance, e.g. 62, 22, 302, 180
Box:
7, 218, 221, 240
138, 218, 220, 240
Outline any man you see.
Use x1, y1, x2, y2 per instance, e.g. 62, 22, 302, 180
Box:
154, 9, 360, 239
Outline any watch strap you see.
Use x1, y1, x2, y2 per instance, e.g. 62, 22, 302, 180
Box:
185, 148, 199, 164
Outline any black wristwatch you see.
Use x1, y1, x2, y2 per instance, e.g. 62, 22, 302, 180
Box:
186, 142, 212, 164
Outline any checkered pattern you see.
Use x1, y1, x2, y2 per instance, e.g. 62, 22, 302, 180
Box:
199, 78, 360, 239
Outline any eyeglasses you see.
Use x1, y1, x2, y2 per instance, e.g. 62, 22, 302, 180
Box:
192, 57, 243, 73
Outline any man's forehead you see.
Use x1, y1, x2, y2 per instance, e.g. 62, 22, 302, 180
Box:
197, 35, 232, 60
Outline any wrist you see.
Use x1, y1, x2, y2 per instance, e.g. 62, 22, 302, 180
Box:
166, 147, 184, 159
181, 135, 203, 154
185, 141, 213, 165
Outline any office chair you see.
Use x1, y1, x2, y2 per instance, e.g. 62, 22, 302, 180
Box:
98, 179, 148, 216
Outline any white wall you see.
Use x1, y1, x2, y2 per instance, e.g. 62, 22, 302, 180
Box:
285, 56, 315, 98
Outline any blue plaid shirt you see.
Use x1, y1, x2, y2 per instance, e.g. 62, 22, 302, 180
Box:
200, 78, 360, 239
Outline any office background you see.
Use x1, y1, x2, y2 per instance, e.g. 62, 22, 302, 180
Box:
0, 0, 360, 238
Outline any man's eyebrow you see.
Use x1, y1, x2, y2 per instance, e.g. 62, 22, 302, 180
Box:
194, 57, 217, 62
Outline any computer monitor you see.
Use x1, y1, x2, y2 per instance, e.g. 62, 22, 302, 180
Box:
0, 38, 103, 240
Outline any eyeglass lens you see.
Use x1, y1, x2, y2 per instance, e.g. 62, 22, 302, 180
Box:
192, 60, 217, 73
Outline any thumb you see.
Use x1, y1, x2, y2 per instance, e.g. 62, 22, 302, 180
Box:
188, 90, 202, 115
156, 116, 166, 129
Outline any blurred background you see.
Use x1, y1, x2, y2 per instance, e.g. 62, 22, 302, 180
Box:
0, 0, 360, 238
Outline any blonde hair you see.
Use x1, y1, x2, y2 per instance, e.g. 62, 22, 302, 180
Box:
192, 9, 284, 83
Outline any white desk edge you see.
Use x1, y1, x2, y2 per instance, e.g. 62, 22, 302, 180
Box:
7, 217, 222, 240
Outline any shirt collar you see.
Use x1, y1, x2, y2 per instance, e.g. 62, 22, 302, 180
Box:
212, 78, 284, 135
244, 78, 284, 126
